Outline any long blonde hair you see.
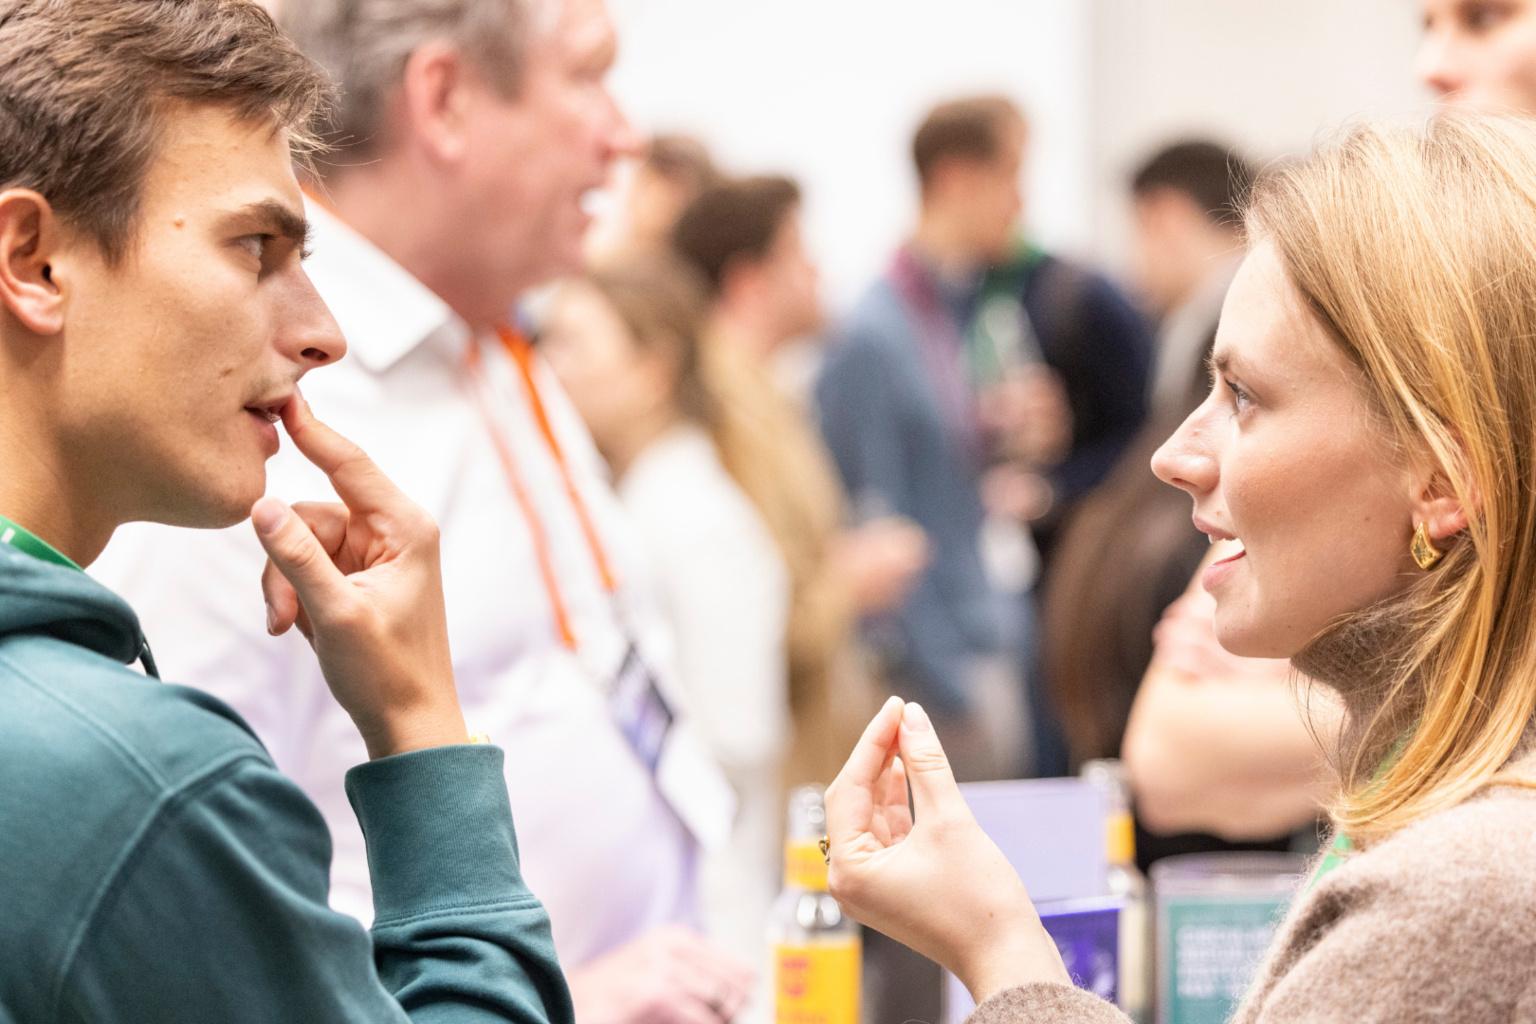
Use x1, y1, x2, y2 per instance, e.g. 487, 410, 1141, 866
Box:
1248, 114, 1536, 844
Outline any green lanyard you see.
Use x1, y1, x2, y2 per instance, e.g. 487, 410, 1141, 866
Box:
1308, 831, 1354, 891
966, 240, 1047, 387
0, 511, 158, 677
0, 513, 83, 572
1307, 737, 1409, 892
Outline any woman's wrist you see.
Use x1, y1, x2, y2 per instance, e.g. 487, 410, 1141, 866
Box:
957, 917, 1071, 1006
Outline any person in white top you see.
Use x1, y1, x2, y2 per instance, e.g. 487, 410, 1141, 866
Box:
542, 255, 792, 992
93, 2, 753, 1023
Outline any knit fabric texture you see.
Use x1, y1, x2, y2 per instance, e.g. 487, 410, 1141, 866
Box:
968, 748, 1536, 1024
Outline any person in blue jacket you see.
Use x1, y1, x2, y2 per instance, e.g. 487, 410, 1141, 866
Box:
818, 95, 1152, 784
0, 2, 571, 1021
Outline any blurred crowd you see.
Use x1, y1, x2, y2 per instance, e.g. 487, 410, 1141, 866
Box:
84, 0, 1536, 1022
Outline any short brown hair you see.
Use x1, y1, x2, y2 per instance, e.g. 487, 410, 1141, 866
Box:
671, 175, 801, 296
281, 0, 535, 160
912, 95, 1027, 190
0, 0, 331, 264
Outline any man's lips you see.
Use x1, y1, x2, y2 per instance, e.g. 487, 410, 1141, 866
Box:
244, 394, 293, 423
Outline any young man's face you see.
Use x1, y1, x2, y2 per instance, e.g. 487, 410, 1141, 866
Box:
1419, 0, 1536, 112
945, 126, 1026, 264
53, 103, 343, 529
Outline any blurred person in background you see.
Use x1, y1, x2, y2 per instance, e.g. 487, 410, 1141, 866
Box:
94, 2, 758, 1023
1419, 0, 1536, 109
817, 95, 1153, 783
541, 255, 790, 996
1132, 141, 1251, 423
1044, 141, 1325, 863
595, 134, 719, 264
671, 174, 929, 790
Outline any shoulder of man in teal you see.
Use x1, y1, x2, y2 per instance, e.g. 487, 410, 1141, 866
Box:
0, 549, 575, 1024
0, 546, 299, 1017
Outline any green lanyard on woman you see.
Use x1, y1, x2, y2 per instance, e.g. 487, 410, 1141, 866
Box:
1308, 737, 1409, 891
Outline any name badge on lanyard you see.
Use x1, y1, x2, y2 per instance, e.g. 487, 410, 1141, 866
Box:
466, 329, 734, 851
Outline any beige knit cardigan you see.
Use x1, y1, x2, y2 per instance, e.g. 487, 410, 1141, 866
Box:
968, 757, 1536, 1024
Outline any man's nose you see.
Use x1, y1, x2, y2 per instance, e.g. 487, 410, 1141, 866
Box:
281, 274, 347, 371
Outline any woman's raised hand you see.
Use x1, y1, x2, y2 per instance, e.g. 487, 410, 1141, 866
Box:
824, 697, 1071, 1005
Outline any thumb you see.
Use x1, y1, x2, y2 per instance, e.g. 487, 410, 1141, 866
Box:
250, 496, 346, 618
897, 702, 964, 820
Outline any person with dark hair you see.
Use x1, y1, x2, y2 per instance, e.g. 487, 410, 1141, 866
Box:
1130, 140, 1255, 420
1042, 140, 1330, 865
1044, 139, 1253, 766
1120, 141, 1333, 848
817, 94, 1154, 785
93, 2, 756, 1022
542, 255, 790, 997
0, 1, 569, 1020
671, 174, 929, 792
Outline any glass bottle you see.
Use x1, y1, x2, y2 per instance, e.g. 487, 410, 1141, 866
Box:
769, 786, 861, 1024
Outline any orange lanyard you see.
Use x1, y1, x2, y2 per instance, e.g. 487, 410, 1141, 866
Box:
464, 326, 620, 653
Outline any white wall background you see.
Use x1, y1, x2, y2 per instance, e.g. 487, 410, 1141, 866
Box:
606, 0, 1094, 310
605, 0, 1433, 311
1089, 0, 1430, 274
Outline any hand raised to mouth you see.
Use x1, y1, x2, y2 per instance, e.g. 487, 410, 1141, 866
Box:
251, 391, 469, 760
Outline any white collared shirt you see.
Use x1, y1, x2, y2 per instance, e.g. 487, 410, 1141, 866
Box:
95, 202, 704, 966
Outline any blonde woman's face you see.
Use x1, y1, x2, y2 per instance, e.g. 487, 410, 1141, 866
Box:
1419, 0, 1536, 113
1152, 243, 1419, 658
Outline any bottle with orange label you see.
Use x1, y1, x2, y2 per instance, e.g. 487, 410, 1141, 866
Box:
770, 786, 861, 1024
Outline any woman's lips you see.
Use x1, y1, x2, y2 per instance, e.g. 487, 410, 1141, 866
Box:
1203, 543, 1247, 592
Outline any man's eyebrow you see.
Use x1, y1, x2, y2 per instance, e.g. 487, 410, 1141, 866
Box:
222, 199, 311, 249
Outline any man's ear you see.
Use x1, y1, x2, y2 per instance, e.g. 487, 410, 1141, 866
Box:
0, 189, 65, 336
400, 41, 476, 165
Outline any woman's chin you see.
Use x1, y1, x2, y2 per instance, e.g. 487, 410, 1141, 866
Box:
1212, 611, 1293, 661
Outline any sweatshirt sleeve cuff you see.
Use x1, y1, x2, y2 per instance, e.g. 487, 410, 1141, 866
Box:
344, 743, 526, 924
967, 983, 1131, 1024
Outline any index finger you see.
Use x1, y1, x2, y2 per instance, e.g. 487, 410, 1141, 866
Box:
825, 696, 904, 844
280, 392, 402, 512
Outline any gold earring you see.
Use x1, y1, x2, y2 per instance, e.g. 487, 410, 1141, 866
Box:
1411, 522, 1445, 571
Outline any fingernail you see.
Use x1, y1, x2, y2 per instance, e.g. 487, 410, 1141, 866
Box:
903, 702, 931, 731
265, 603, 278, 635
250, 498, 288, 536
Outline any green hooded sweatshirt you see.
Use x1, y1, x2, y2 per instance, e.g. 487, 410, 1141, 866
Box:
0, 542, 573, 1023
